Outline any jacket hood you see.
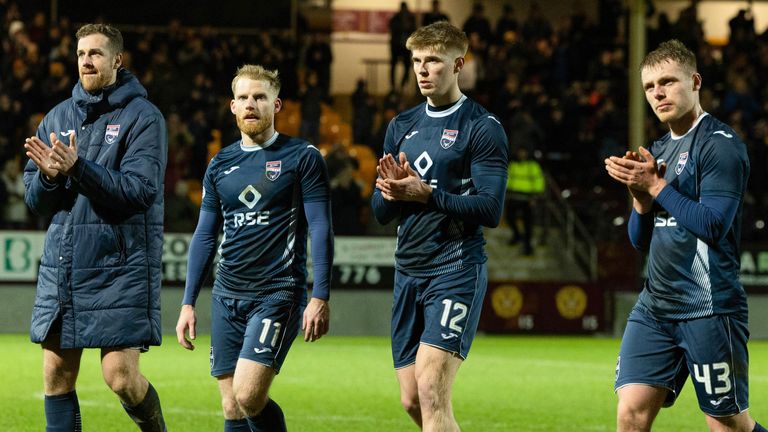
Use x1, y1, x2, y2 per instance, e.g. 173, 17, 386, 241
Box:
73, 68, 148, 112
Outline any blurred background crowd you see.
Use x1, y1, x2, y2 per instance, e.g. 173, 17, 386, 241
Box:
0, 0, 766, 247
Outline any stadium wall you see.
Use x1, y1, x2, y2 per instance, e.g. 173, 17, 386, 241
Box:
0, 285, 394, 337
3, 231, 767, 337
5, 285, 768, 339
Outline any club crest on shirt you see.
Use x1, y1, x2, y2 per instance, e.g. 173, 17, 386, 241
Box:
440, 129, 458, 149
675, 152, 689, 175
266, 160, 281, 181
105, 124, 120, 144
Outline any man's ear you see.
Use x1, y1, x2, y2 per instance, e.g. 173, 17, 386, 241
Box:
274, 97, 282, 114
692, 72, 702, 91
114, 52, 123, 70
454, 57, 465, 73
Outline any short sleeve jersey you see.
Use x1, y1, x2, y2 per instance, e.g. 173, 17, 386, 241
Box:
201, 133, 330, 302
381, 95, 508, 277
639, 114, 750, 319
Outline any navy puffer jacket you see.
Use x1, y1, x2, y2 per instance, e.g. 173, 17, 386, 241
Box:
23, 68, 167, 348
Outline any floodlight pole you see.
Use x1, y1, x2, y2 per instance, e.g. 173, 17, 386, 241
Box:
628, 0, 647, 153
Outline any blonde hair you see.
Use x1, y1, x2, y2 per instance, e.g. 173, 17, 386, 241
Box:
231, 64, 281, 96
641, 39, 697, 74
405, 21, 468, 57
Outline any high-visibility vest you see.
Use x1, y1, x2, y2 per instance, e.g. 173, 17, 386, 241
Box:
506, 160, 545, 194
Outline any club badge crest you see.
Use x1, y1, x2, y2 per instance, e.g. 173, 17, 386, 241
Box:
675, 152, 689, 175
105, 124, 120, 144
266, 161, 281, 181
441, 129, 458, 149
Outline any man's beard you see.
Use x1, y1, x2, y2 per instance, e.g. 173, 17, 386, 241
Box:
236, 115, 271, 137
80, 71, 112, 93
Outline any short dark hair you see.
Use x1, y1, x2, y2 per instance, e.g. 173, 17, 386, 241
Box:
75, 23, 123, 55
641, 39, 697, 74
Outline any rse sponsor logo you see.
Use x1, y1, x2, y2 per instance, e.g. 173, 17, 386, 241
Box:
413, 151, 438, 187
233, 211, 270, 227
238, 185, 262, 209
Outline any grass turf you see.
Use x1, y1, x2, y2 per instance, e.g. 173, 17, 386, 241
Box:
1, 334, 767, 431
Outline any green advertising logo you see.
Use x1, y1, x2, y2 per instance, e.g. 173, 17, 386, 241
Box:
4, 237, 31, 273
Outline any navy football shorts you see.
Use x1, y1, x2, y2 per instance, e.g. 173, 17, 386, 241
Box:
615, 305, 750, 416
210, 294, 302, 377
391, 263, 487, 369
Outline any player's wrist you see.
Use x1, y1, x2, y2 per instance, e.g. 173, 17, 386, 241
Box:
648, 180, 667, 198
418, 182, 432, 204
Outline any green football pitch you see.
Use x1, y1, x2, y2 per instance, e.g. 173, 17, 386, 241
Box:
2, 334, 768, 431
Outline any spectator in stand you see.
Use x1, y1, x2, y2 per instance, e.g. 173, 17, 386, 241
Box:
506, 147, 544, 255
422, 0, 449, 27
299, 70, 323, 145
351, 79, 375, 148
40, 61, 71, 111
304, 32, 333, 99
164, 180, 198, 233
1, 157, 28, 228
330, 158, 365, 236
389, 2, 416, 93
462, 2, 492, 47
0, 93, 23, 162
1, 2, 766, 245
495, 4, 518, 44
522, 2, 552, 43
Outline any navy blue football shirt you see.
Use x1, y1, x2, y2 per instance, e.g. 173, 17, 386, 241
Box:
638, 113, 750, 319
372, 95, 509, 277
200, 132, 330, 302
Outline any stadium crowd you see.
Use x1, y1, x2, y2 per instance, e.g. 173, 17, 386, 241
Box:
0, 1, 766, 242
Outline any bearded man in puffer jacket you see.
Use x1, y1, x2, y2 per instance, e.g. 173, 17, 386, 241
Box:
23, 23, 167, 432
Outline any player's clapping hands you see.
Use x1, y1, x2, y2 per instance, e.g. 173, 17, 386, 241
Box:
376, 152, 432, 203
604, 146, 667, 197
47, 131, 79, 176
24, 134, 60, 179
25, 132, 81, 178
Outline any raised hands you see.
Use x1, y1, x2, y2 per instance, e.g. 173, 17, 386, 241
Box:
605, 147, 667, 213
375, 152, 432, 203
24, 134, 60, 179
605, 147, 667, 196
49, 132, 79, 176
376, 152, 408, 181
24, 132, 79, 178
